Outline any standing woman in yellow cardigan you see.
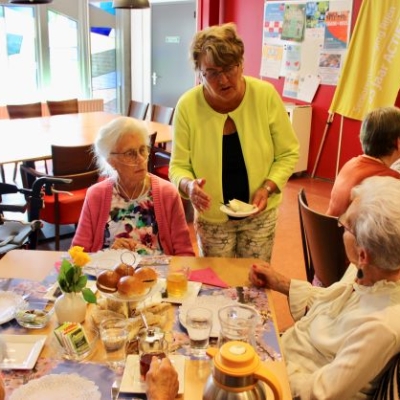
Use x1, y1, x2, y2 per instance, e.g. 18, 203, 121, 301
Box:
169, 23, 299, 260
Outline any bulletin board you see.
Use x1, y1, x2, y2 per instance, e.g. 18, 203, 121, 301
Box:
261, 0, 353, 102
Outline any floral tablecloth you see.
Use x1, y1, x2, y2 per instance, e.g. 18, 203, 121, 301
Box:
0, 261, 282, 399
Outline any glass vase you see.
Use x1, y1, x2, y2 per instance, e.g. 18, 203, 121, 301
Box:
54, 291, 87, 324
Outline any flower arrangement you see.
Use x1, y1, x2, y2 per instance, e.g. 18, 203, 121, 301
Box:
57, 246, 97, 303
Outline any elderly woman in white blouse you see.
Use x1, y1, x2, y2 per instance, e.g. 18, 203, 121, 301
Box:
249, 175, 400, 399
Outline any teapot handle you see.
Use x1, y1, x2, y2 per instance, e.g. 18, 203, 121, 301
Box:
254, 365, 282, 400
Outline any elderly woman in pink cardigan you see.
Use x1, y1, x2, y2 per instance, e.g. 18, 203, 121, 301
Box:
72, 116, 194, 256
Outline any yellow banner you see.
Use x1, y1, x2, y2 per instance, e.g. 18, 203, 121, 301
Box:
329, 0, 400, 121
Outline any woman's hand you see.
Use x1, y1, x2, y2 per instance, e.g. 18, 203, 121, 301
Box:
249, 263, 290, 296
252, 187, 270, 212
186, 178, 211, 213
146, 356, 179, 400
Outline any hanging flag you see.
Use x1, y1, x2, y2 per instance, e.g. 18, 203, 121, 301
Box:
329, 0, 400, 121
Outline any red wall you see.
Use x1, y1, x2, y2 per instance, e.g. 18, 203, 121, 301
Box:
199, 0, 400, 181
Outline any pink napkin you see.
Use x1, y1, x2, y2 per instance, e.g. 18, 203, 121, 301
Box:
189, 267, 229, 288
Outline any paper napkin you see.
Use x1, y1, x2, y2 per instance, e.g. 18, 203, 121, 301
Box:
189, 267, 229, 288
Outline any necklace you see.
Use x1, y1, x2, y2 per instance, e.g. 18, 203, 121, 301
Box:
116, 176, 148, 201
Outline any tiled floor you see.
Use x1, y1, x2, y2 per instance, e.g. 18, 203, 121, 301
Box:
2, 164, 333, 332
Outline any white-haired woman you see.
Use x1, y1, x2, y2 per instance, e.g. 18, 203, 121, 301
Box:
249, 176, 400, 399
73, 116, 194, 256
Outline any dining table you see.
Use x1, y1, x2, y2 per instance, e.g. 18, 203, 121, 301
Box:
0, 112, 173, 166
0, 250, 292, 399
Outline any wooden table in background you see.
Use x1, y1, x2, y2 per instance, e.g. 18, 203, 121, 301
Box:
0, 250, 292, 399
0, 112, 172, 166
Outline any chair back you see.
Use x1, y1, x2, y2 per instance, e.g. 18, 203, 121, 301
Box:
150, 104, 174, 125
298, 188, 349, 287
7, 102, 42, 119
51, 144, 99, 191
47, 98, 79, 115
127, 100, 149, 120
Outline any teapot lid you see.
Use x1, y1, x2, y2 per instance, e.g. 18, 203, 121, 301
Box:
213, 341, 260, 376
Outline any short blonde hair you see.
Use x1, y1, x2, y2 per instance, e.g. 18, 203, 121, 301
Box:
190, 23, 244, 70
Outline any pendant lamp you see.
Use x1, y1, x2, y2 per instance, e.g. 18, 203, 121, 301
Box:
9, 0, 52, 3
112, 0, 150, 9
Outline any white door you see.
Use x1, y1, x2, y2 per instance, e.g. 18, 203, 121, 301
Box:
151, 1, 196, 108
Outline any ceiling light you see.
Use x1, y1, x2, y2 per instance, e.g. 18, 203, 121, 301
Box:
112, 0, 150, 9
9, 0, 53, 4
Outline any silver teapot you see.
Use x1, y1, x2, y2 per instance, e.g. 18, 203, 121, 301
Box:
202, 341, 282, 400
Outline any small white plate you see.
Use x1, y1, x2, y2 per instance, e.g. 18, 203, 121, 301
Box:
160, 279, 202, 304
9, 373, 101, 400
120, 354, 186, 395
0, 291, 24, 325
179, 295, 238, 337
84, 249, 141, 276
220, 204, 259, 218
0, 334, 46, 370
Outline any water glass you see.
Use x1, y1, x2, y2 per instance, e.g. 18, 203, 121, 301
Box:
166, 265, 190, 298
99, 317, 129, 371
186, 307, 212, 357
217, 304, 258, 348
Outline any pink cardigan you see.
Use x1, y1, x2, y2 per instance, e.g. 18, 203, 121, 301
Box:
72, 175, 195, 256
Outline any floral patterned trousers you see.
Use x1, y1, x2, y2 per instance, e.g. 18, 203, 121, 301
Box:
194, 208, 278, 261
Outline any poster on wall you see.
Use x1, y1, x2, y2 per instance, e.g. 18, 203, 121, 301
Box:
261, 0, 353, 102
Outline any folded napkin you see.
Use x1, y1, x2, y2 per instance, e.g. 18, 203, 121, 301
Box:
189, 267, 229, 288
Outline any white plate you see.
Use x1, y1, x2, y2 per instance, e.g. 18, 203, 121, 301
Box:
179, 295, 238, 337
0, 334, 46, 370
120, 354, 185, 395
160, 278, 202, 304
84, 249, 142, 276
9, 373, 101, 400
220, 204, 259, 218
0, 291, 24, 324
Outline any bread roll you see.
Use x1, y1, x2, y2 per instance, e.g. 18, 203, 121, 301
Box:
96, 270, 120, 293
114, 263, 135, 277
117, 275, 147, 297
134, 267, 157, 288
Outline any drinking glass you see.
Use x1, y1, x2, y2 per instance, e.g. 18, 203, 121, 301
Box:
99, 317, 129, 372
217, 304, 258, 348
185, 307, 212, 357
166, 265, 190, 298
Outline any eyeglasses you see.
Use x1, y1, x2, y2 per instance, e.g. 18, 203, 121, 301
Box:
201, 64, 239, 82
110, 145, 150, 164
337, 214, 355, 236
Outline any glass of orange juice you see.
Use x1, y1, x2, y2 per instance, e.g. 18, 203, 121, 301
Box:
166, 265, 190, 298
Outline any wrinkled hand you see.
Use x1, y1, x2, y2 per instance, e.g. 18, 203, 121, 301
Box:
146, 356, 179, 400
249, 263, 290, 296
187, 178, 211, 213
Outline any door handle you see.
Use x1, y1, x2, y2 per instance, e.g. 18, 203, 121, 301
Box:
152, 72, 158, 85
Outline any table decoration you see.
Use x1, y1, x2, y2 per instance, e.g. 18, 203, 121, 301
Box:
54, 246, 96, 324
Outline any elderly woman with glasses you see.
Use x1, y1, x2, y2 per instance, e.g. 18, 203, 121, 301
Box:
72, 116, 195, 256
169, 23, 299, 261
249, 175, 400, 399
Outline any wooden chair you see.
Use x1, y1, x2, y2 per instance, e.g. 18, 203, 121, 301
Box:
150, 104, 174, 150
20, 144, 99, 250
4, 102, 46, 182
150, 104, 174, 125
46, 98, 79, 116
298, 188, 349, 287
127, 100, 149, 120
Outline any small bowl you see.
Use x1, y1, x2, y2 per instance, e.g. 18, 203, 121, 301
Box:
15, 301, 54, 329
59, 326, 99, 362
